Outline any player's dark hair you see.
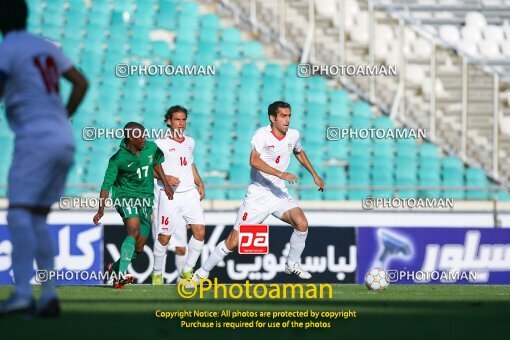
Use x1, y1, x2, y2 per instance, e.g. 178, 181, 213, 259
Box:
268, 101, 291, 118
0, 0, 28, 35
164, 105, 188, 125
123, 121, 145, 140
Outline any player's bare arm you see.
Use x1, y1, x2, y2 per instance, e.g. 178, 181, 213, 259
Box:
294, 150, 325, 191
154, 163, 174, 200
192, 164, 205, 200
153, 169, 180, 186
250, 148, 298, 184
93, 189, 109, 225
62, 67, 88, 117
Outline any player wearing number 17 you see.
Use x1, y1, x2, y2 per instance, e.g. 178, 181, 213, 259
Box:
193, 101, 325, 282
93, 122, 173, 288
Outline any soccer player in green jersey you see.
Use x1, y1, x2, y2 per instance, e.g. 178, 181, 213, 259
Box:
93, 122, 173, 288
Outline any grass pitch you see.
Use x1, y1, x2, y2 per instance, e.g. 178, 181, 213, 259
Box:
0, 284, 508, 339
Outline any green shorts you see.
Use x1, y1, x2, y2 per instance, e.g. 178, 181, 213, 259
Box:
115, 202, 152, 238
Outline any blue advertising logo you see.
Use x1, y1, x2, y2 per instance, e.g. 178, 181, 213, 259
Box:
357, 227, 510, 284
0, 224, 102, 285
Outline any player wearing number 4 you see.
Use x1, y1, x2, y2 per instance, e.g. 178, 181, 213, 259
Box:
93, 122, 174, 288
192, 101, 325, 284
151, 106, 206, 285
0, 0, 88, 317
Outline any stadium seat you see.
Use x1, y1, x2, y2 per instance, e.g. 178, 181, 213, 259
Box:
152, 41, 171, 58
348, 171, 371, 200
242, 41, 264, 60
374, 116, 393, 130
465, 167, 489, 200
372, 169, 394, 198
200, 14, 220, 31
176, 26, 197, 44
351, 101, 372, 118
264, 63, 283, 80
442, 157, 465, 199
204, 176, 227, 200
300, 174, 322, 200
221, 28, 242, 44
199, 30, 219, 44
324, 167, 347, 200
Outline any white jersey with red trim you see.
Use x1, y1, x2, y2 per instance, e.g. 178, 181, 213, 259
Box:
250, 125, 303, 192
154, 136, 196, 193
0, 31, 74, 145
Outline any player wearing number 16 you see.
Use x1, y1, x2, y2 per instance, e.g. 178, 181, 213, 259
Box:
151, 106, 207, 285
93, 122, 173, 288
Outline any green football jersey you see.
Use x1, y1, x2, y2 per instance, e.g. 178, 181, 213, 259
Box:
101, 140, 164, 201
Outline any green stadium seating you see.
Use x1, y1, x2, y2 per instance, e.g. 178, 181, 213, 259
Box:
242, 41, 263, 60
441, 156, 465, 199
3, 0, 495, 201
465, 167, 489, 200
351, 101, 372, 118
200, 14, 220, 31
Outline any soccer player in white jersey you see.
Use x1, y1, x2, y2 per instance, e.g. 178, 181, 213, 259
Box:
192, 101, 325, 283
0, 1, 88, 316
152, 105, 206, 284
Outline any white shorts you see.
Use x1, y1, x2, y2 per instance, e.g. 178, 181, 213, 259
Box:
153, 187, 205, 236
8, 142, 74, 207
151, 209, 188, 249
167, 222, 188, 250
233, 184, 299, 231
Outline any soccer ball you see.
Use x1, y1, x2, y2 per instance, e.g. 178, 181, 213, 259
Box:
365, 268, 390, 290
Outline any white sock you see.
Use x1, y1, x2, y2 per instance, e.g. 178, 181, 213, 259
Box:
153, 240, 167, 274
175, 250, 187, 273
287, 229, 308, 266
202, 240, 231, 273
33, 214, 57, 301
7, 208, 35, 300
182, 236, 204, 272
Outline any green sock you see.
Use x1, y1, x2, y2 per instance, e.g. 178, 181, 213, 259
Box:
119, 236, 136, 274
112, 251, 140, 274
132, 251, 140, 262
112, 260, 120, 274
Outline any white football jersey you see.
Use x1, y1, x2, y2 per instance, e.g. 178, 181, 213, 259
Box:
0, 31, 74, 145
250, 125, 303, 191
155, 136, 196, 192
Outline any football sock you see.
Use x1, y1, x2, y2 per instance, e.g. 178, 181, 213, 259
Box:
33, 214, 57, 301
112, 260, 119, 274
287, 229, 308, 266
182, 236, 204, 273
153, 240, 167, 275
202, 240, 231, 273
175, 250, 187, 272
7, 208, 35, 300
118, 236, 136, 274
112, 249, 140, 274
